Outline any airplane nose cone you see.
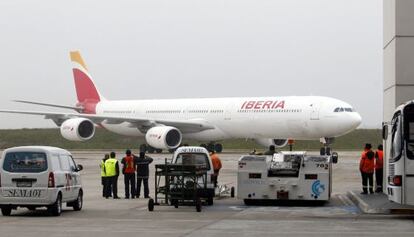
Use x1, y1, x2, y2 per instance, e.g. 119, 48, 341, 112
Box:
351, 112, 362, 129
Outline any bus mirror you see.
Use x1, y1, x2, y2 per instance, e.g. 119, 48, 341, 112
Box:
331, 152, 338, 164
382, 124, 388, 140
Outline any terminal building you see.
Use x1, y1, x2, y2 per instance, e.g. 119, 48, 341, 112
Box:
383, 0, 414, 121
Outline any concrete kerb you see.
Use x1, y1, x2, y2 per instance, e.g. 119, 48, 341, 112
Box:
347, 190, 390, 214
347, 190, 414, 214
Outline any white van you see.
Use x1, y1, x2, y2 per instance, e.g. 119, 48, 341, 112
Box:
171, 146, 215, 204
0, 146, 83, 216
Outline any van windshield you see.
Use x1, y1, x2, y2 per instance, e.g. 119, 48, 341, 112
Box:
3, 152, 48, 173
175, 153, 210, 170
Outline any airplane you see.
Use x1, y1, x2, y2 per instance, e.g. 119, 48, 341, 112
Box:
0, 51, 362, 153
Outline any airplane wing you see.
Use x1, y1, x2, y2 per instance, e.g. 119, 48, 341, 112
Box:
13, 100, 83, 112
0, 110, 215, 133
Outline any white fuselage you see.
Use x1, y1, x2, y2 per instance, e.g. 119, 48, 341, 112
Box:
96, 96, 361, 142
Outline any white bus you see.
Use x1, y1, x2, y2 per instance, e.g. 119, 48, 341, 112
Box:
383, 101, 414, 205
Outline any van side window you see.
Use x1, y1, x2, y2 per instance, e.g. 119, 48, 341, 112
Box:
68, 156, 77, 171
51, 154, 61, 170
59, 155, 71, 171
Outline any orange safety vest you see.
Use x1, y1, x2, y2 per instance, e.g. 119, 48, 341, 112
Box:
360, 150, 375, 173
211, 153, 222, 172
123, 155, 135, 174
375, 150, 383, 170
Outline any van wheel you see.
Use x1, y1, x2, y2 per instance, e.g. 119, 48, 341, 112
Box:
1, 207, 12, 216
48, 194, 62, 216
73, 190, 83, 211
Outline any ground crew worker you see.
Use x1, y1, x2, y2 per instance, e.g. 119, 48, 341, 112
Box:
264, 145, 276, 155
359, 144, 375, 194
121, 149, 136, 199
104, 151, 120, 199
375, 144, 384, 193
100, 153, 110, 198
210, 150, 222, 187
135, 151, 153, 198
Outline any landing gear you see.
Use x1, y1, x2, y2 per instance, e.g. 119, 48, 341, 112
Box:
319, 137, 335, 155
214, 143, 223, 153
147, 146, 155, 154
139, 144, 162, 154
199, 142, 223, 153
320, 147, 331, 156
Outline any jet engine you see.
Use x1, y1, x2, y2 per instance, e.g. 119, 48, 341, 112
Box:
60, 118, 95, 141
255, 138, 288, 148
145, 126, 182, 149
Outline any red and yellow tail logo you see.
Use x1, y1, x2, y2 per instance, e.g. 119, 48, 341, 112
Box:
70, 51, 103, 114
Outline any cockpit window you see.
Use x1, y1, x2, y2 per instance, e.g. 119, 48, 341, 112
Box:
334, 107, 354, 112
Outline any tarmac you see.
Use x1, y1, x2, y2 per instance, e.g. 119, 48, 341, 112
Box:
1, 150, 414, 236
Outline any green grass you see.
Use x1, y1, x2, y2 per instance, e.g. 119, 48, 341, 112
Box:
0, 128, 381, 151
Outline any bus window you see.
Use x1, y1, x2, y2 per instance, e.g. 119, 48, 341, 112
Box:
390, 112, 402, 162
404, 105, 414, 160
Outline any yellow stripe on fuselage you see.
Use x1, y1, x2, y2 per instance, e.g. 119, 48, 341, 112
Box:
70, 51, 88, 71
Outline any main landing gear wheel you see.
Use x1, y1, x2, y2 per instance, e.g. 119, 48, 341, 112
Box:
230, 187, 235, 198
147, 146, 155, 154
201, 142, 223, 153
207, 143, 215, 152
214, 143, 223, 153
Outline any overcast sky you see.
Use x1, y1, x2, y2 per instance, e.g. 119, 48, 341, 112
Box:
0, 0, 382, 129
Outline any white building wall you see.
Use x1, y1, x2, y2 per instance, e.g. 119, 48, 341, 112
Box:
383, 0, 414, 195
384, 0, 414, 122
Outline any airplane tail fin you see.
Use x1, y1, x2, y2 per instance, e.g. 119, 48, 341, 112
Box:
70, 51, 105, 113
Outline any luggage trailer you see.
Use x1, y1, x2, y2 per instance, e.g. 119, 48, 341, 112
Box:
237, 151, 337, 204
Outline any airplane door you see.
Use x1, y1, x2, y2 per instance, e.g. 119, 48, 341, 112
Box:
224, 102, 232, 121
310, 103, 320, 120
